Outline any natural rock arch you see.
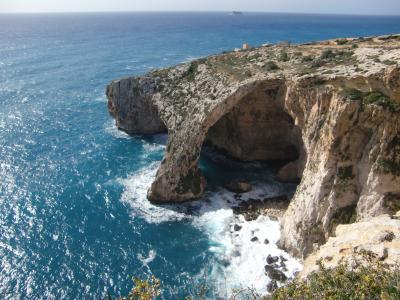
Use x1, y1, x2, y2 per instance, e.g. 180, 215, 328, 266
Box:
107, 44, 400, 258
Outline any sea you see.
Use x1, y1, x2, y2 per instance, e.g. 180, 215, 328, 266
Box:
1, 12, 400, 299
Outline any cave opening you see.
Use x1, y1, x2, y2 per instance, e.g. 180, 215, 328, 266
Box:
200, 83, 304, 195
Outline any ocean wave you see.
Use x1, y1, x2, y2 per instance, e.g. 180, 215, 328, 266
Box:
104, 120, 131, 139
118, 162, 189, 223
119, 160, 302, 296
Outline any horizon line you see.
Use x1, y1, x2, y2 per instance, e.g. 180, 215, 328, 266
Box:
1, 10, 400, 17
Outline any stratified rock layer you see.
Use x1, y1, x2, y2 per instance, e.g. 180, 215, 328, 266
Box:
107, 35, 400, 258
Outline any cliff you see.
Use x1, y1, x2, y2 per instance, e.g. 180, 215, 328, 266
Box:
106, 35, 400, 259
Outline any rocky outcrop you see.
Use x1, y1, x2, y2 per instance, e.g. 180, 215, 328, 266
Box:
300, 211, 400, 278
106, 77, 166, 134
107, 35, 400, 258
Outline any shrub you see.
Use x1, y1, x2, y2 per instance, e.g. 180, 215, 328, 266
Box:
264, 61, 279, 71
185, 62, 199, 81
336, 39, 348, 45
340, 88, 363, 100
312, 77, 326, 86
302, 55, 314, 62
118, 276, 161, 300
320, 49, 335, 59
267, 255, 400, 300
279, 51, 290, 62
364, 91, 399, 112
341, 89, 399, 112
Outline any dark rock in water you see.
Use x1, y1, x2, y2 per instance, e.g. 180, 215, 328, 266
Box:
264, 238, 270, 244
265, 265, 287, 282
267, 255, 279, 264
250, 236, 259, 242
280, 255, 288, 262
221, 259, 231, 267
267, 280, 278, 293
233, 224, 242, 231
232, 194, 289, 221
225, 180, 252, 193
232, 250, 241, 257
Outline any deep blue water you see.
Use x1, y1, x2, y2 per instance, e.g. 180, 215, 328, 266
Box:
0, 12, 400, 299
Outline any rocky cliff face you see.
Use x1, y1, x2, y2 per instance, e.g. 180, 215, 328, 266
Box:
107, 35, 400, 258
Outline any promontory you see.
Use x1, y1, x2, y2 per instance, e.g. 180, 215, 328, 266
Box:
106, 35, 400, 267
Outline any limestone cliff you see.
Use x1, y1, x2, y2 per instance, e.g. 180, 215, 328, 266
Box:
107, 35, 400, 258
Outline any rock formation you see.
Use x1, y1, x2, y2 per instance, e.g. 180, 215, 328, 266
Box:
300, 211, 400, 278
107, 35, 400, 259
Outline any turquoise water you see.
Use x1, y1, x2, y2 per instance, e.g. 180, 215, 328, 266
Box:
1, 12, 400, 299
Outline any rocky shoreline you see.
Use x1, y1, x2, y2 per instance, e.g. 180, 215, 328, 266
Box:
107, 34, 400, 282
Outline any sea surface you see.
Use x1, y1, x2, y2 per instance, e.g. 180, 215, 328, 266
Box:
1, 12, 400, 299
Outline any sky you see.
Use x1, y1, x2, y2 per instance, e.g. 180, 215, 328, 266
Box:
1, 0, 400, 15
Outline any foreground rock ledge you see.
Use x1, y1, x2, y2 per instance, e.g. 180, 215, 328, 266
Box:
107, 35, 400, 258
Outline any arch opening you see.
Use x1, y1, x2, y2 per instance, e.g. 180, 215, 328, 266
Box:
202, 83, 304, 188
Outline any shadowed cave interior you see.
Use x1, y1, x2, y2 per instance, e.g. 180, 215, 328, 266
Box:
200, 84, 305, 191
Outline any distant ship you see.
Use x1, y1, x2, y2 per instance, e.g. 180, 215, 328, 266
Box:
230, 11, 244, 15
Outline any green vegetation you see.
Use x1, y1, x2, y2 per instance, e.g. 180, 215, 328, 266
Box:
377, 135, 400, 177
301, 55, 313, 62
341, 88, 399, 112
312, 77, 327, 86
117, 276, 161, 300
185, 62, 199, 81
363, 91, 399, 112
320, 49, 335, 59
337, 165, 355, 183
330, 204, 357, 233
267, 255, 400, 300
378, 158, 400, 176
340, 88, 363, 100
116, 254, 400, 300
264, 61, 279, 71
278, 51, 290, 62
336, 39, 348, 45
382, 59, 397, 65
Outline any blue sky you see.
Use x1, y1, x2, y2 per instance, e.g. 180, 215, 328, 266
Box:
1, 0, 400, 15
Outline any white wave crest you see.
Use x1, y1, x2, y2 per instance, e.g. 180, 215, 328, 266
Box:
118, 158, 302, 297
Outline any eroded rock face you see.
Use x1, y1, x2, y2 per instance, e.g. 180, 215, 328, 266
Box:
106, 35, 400, 257
300, 212, 400, 278
106, 77, 167, 134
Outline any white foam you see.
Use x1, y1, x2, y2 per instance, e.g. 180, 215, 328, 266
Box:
138, 249, 157, 266
118, 142, 302, 296
189, 190, 302, 297
104, 120, 131, 139
119, 162, 188, 223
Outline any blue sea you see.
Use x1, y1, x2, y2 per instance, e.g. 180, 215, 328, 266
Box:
1, 12, 400, 299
